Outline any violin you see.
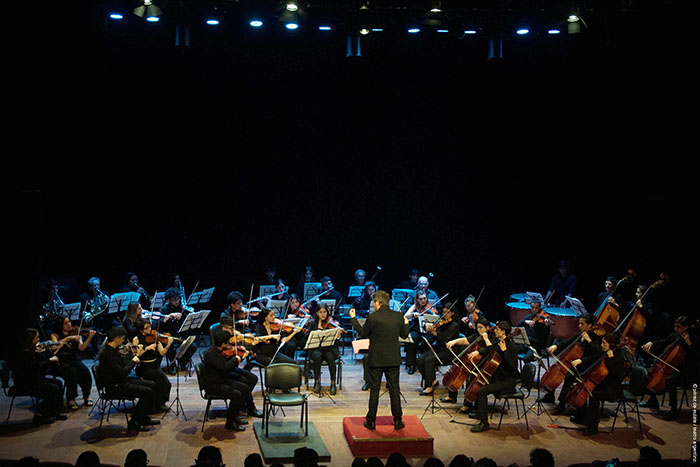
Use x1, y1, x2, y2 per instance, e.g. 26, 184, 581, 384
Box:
531, 307, 553, 325
270, 319, 308, 334
144, 329, 181, 345
221, 343, 250, 359
118, 342, 142, 356
319, 318, 346, 333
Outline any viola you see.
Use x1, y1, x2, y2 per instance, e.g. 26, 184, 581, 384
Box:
144, 329, 181, 345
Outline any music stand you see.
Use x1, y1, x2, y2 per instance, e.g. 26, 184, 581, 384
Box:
188, 287, 215, 306
177, 310, 210, 377
108, 292, 140, 315
151, 292, 165, 310
164, 335, 196, 420
347, 286, 363, 299
513, 328, 552, 421
419, 336, 451, 419
259, 285, 277, 297
525, 292, 544, 304
267, 299, 287, 316
303, 283, 322, 301
563, 296, 587, 316
64, 303, 82, 321
304, 328, 340, 402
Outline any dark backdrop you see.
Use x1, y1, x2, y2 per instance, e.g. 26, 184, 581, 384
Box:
9, 0, 687, 357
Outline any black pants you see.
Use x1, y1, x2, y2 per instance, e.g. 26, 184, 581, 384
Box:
229, 367, 258, 392
31, 378, 64, 416
207, 383, 244, 426
108, 379, 156, 424
135, 364, 172, 407
416, 349, 450, 388
574, 386, 620, 431
474, 379, 515, 423
404, 330, 425, 367
309, 346, 339, 384
366, 366, 402, 422
555, 371, 578, 407
57, 360, 92, 402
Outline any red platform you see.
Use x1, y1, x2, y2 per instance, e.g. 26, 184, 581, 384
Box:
342, 415, 434, 459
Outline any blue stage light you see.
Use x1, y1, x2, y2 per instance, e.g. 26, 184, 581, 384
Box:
286, 22, 299, 30
548, 29, 561, 34
206, 19, 220, 25
516, 28, 529, 35
109, 13, 124, 19
318, 25, 332, 31
249, 19, 263, 27
146, 16, 160, 22
407, 28, 420, 33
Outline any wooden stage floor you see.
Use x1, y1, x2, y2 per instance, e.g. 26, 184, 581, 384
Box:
0, 344, 695, 466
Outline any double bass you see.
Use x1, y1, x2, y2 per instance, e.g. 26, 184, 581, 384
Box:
592, 271, 635, 336
618, 274, 668, 355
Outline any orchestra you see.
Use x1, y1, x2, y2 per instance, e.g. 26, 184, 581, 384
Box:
8, 264, 693, 456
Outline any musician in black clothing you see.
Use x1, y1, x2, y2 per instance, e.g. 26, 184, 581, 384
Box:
221, 291, 250, 332
120, 272, 152, 310
540, 314, 602, 411
133, 319, 173, 413
219, 316, 263, 416
416, 303, 461, 396
252, 308, 301, 366
570, 333, 626, 436
352, 281, 377, 318
443, 316, 493, 406
467, 321, 519, 433
50, 317, 96, 410
307, 276, 344, 315
201, 330, 250, 431
350, 290, 410, 431
97, 326, 159, 432
640, 315, 699, 420
11, 328, 67, 426
160, 287, 195, 374
517, 299, 553, 363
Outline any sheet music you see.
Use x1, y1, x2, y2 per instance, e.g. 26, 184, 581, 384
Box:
563, 296, 587, 316
108, 292, 140, 314
177, 310, 211, 333
64, 303, 82, 321
188, 287, 215, 305
151, 292, 165, 310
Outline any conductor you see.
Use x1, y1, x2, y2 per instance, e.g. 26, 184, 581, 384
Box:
349, 290, 410, 430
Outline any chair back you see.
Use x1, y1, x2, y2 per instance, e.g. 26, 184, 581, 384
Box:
194, 362, 207, 394
265, 363, 302, 391
520, 362, 536, 394
91, 362, 105, 393
209, 323, 221, 343
627, 365, 649, 398
0, 360, 10, 390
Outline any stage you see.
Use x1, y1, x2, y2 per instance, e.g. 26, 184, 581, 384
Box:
0, 343, 694, 466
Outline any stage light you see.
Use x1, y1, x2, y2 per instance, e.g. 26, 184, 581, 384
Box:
109, 13, 124, 20
285, 2, 299, 12
516, 28, 529, 35
206, 19, 220, 25
276, 0, 306, 30
249, 19, 263, 27
133, 0, 162, 21
408, 28, 420, 33
359, 28, 370, 35
464, 29, 477, 35
286, 22, 299, 30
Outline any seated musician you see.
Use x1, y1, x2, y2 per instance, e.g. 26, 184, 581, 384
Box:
465, 321, 519, 433
443, 316, 492, 406
517, 298, 553, 362
459, 295, 484, 336
280, 294, 311, 359
307, 276, 344, 315
570, 333, 626, 436
202, 330, 250, 431
416, 303, 461, 396
540, 314, 601, 410
308, 304, 344, 395
253, 308, 301, 366
352, 281, 377, 318
640, 315, 699, 420
403, 290, 432, 375
50, 317, 96, 410
133, 318, 173, 413
11, 328, 67, 426
221, 291, 251, 332
160, 287, 196, 374
98, 326, 159, 432
219, 315, 263, 416
123, 302, 144, 341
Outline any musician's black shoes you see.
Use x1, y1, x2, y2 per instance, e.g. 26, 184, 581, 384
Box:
225, 420, 246, 431
470, 421, 490, 433
330, 383, 337, 395
362, 383, 371, 391
247, 407, 263, 418
538, 392, 555, 403
394, 419, 405, 430
663, 409, 679, 420
640, 398, 659, 409
551, 404, 565, 415
440, 396, 457, 403
582, 427, 599, 436
127, 421, 150, 432
364, 419, 376, 430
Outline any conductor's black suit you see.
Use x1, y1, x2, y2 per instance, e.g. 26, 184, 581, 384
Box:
351, 303, 409, 425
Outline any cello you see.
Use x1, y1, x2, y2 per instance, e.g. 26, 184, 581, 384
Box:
644, 336, 684, 395
563, 335, 622, 410
442, 326, 494, 393
463, 328, 521, 403
592, 271, 635, 336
